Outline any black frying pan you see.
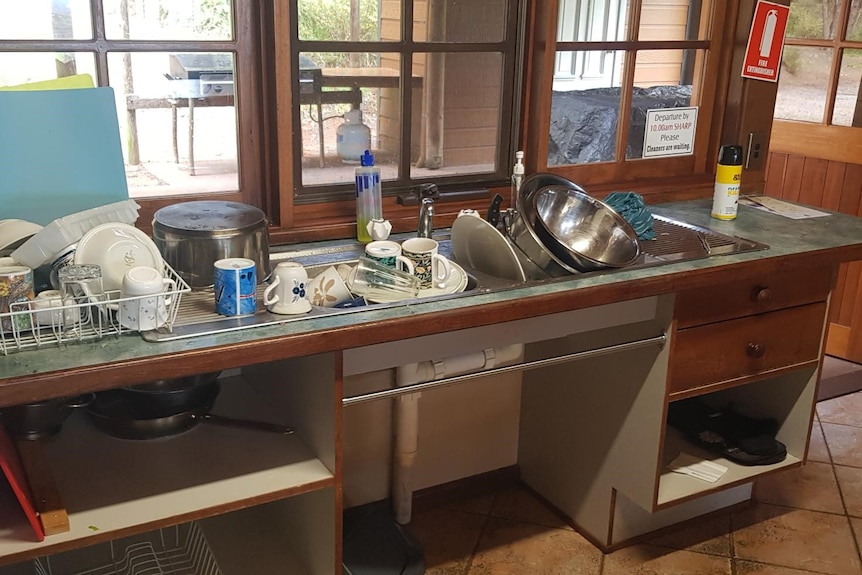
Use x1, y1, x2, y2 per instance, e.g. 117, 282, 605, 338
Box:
87, 384, 293, 440
117, 371, 222, 415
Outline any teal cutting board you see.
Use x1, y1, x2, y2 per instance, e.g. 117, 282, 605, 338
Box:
0, 87, 129, 225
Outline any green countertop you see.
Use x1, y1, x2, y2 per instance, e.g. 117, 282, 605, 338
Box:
2, 198, 862, 389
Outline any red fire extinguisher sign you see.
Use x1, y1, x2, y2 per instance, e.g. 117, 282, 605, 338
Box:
742, 0, 790, 82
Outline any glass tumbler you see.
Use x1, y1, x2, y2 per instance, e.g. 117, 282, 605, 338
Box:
352, 257, 421, 301
57, 264, 104, 325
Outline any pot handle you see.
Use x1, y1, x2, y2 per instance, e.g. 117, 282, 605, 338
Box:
191, 413, 294, 435
487, 193, 504, 228
64, 393, 95, 409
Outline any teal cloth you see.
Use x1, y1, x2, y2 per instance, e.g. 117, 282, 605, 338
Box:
603, 191, 655, 240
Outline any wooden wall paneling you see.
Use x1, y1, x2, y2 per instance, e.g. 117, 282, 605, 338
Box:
798, 157, 829, 207
780, 155, 805, 202
822, 160, 847, 212
763, 152, 788, 197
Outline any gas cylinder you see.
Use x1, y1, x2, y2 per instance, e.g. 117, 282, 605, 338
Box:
337, 108, 371, 164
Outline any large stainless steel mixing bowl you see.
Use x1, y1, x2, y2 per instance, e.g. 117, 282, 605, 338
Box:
533, 185, 640, 271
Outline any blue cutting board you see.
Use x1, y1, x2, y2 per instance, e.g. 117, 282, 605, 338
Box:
0, 87, 129, 225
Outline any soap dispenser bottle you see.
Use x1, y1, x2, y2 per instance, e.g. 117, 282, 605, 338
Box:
511, 150, 525, 208
355, 149, 382, 243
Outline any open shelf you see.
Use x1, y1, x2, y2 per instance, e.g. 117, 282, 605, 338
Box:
655, 425, 801, 508
0, 376, 334, 566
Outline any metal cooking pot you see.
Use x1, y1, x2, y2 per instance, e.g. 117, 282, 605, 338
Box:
87, 384, 293, 440
1, 394, 94, 440
152, 201, 271, 290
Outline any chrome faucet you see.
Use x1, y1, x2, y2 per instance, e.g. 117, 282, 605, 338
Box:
418, 197, 435, 238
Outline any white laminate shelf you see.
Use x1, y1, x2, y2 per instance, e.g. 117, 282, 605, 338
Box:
0, 376, 334, 565
655, 426, 800, 509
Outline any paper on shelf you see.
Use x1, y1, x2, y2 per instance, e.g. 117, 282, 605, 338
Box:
668, 452, 728, 483
740, 196, 830, 219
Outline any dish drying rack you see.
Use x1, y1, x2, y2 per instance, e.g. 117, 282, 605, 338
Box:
31, 523, 221, 575
0, 264, 190, 355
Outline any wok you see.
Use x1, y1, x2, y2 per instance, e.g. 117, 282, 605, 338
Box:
87, 384, 293, 440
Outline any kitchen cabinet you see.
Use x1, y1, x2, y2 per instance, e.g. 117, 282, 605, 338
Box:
0, 353, 340, 574
518, 265, 833, 550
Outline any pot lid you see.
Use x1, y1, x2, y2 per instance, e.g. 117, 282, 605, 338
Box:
153, 201, 266, 234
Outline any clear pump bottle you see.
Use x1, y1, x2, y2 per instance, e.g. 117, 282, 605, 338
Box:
355, 150, 382, 242
511, 150, 525, 208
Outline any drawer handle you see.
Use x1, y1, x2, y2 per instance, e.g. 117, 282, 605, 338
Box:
747, 342, 766, 358
752, 287, 772, 303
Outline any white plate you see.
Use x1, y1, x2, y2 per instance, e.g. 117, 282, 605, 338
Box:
450, 212, 526, 281
347, 260, 469, 304
73, 223, 164, 293
0, 219, 43, 255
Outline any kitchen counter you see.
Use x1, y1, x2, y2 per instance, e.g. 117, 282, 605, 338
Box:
2, 198, 862, 408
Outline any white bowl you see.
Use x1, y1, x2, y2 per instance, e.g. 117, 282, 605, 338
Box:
0, 219, 43, 256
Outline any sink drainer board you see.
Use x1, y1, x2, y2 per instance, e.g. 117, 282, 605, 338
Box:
31, 522, 221, 575
642, 215, 768, 263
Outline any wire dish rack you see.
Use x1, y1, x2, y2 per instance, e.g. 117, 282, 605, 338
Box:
31, 523, 221, 575
0, 264, 190, 355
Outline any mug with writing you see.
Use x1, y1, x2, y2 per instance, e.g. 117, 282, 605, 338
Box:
119, 266, 176, 331
400, 237, 453, 289
263, 261, 312, 315
0, 265, 34, 332
364, 241, 414, 275
214, 258, 257, 316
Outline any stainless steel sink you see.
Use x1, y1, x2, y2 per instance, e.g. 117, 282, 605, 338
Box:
143, 215, 767, 342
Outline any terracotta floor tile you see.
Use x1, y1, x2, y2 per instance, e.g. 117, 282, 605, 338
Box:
490, 487, 572, 530
646, 512, 732, 557
821, 423, 862, 468
438, 492, 497, 516
850, 517, 862, 557
602, 543, 731, 574
817, 392, 862, 427
835, 465, 862, 518
731, 503, 861, 575
753, 461, 844, 514
407, 507, 488, 575
734, 559, 832, 574
807, 419, 831, 463
467, 518, 601, 575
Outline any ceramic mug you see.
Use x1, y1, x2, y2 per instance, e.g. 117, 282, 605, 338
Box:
0, 265, 34, 332
32, 289, 66, 327
401, 237, 453, 289
364, 241, 414, 274
306, 265, 353, 307
263, 262, 312, 315
214, 258, 257, 316
119, 266, 176, 331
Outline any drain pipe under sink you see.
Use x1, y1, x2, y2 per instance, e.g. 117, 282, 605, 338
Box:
392, 343, 524, 524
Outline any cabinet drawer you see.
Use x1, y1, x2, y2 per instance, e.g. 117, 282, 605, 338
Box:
675, 266, 832, 329
669, 302, 826, 395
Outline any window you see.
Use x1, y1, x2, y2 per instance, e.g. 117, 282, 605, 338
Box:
0, 0, 266, 208
281, 0, 522, 204
525, 0, 726, 190
774, 0, 862, 126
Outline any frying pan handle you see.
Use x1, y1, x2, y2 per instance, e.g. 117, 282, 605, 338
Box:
191, 413, 294, 435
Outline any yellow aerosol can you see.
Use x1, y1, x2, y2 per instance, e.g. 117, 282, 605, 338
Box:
711, 144, 743, 220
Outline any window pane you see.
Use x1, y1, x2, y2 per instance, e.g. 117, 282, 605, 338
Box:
558, 0, 629, 43
774, 46, 830, 123
103, 0, 233, 41
628, 49, 696, 160
638, 0, 704, 41
786, 0, 830, 40
848, 0, 862, 40
413, 0, 507, 43
108, 52, 238, 197
409, 52, 500, 178
299, 53, 401, 188
834, 49, 862, 126
0, 52, 96, 87
0, 0, 92, 40
298, 0, 383, 42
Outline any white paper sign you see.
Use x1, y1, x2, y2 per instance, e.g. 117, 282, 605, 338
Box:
643, 107, 698, 158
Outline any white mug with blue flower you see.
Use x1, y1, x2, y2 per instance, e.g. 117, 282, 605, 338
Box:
264, 261, 312, 315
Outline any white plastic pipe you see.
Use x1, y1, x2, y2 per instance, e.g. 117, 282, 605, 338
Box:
392, 343, 523, 524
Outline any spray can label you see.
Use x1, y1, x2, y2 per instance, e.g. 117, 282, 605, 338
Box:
712, 145, 743, 220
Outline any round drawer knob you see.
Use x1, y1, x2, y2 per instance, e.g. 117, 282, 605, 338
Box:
747, 342, 766, 358
752, 287, 772, 303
